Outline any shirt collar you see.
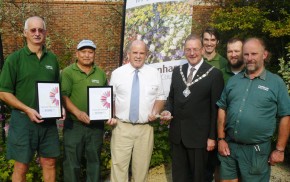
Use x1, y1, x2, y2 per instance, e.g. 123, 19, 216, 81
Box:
204, 52, 220, 62
211, 53, 220, 61
242, 69, 266, 80
225, 64, 245, 74
128, 62, 145, 73
188, 58, 204, 71
24, 45, 47, 55
72, 62, 96, 73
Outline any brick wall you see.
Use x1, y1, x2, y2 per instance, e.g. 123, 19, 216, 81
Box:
2, 1, 123, 73
1, 1, 214, 73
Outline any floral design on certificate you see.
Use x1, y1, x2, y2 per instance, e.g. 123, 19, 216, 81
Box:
101, 90, 111, 109
49, 87, 60, 106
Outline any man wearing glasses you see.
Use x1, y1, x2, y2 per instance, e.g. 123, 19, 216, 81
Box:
161, 34, 224, 181
0, 16, 62, 181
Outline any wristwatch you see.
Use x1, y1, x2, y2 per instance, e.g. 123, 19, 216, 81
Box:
217, 138, 225, 141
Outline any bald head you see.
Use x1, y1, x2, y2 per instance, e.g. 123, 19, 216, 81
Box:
243, 37, 268, 75
243, 38, 266, 52
127, 40, 148, 69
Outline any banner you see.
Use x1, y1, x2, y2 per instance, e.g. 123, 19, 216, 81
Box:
123, 0, 193, 96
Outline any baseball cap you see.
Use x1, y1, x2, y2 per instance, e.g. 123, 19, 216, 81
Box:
77, 39, 96, 50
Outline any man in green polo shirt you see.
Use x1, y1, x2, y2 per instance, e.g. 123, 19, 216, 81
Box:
0, 16, 61, 181
202, 27, 227, 70
61, 39, 114, 182
221, 38, 245, 84
217, 37, 290, 182
202, 26, 227, 182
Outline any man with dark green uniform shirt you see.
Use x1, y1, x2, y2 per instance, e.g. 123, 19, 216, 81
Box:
217, 38, 290, 182
61, 40, 114, 182
202, 27, 227, 70
0, 16, 61, 182
202, 26, 227, 182
221, 38, 245, 84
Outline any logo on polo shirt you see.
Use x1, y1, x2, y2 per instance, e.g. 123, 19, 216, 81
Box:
258, 85, 269, 91
45, 65, 53, 70
92, 79, 99, 84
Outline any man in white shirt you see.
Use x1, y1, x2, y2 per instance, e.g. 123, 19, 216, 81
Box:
109, 40, 166, 182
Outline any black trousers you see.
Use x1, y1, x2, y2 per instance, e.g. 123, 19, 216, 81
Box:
205, 148, 219, 182
171, 141, 208, 182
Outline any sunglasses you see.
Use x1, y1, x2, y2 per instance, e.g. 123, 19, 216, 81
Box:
28, 28, 46, 34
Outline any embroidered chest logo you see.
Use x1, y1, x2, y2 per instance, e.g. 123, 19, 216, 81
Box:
258, 85, 269, 91
92, 79, 99, 84
45, 65, 53, 70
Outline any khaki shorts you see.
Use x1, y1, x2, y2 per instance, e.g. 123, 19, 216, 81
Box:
6, 110, 60, 164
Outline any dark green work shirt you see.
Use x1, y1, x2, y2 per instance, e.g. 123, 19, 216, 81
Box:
217, 69, 290, 144
0, 46, 60, 109
61, 62, 107, 121
220, 64, 244, 84
204, 53, 227, 69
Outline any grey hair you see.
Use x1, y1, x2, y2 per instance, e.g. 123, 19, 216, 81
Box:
184, 33, 203, 47
127, 40, 148, 53
24, 16, 46, 30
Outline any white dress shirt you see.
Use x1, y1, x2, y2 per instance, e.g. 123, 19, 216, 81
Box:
187, 59, 204, 81
110, 63, 166, 123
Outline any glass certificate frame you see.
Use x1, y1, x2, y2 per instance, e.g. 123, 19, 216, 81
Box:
87, 86, 113, 121
36, 81, 62, 119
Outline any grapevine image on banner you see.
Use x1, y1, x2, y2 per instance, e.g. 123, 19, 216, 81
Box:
123, 0, 193, 96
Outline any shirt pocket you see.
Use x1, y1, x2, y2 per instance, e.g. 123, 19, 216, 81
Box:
145, 85, 158, 95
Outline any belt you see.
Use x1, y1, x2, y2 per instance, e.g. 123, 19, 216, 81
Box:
229, 140, 269, 146
119, 120, 149, 125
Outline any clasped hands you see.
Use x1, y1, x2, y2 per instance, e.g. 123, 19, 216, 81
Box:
159, 110, 173, 124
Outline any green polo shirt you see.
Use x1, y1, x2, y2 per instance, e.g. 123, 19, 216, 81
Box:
61, 62, 107, 121
204, 53, 227, 69
217, 69, 290, 144
0, 46, 60, 109
220, 64, 244, 84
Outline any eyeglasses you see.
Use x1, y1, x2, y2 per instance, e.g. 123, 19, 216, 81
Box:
28, 28, 46, 34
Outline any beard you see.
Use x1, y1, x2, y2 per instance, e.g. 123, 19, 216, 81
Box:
230, 59, 244, 69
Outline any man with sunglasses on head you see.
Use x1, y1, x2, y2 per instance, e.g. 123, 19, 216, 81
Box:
0, 16, 62, 182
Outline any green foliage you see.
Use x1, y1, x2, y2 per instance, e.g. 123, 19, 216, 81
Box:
263, 9, 290, 37
150, 121, 171, 167
46, 36, 76, 69
0, 142, 43, 182
211, 6, 267, 33
0, 144, 13, 181
100, 128, 112, 178
278, 44, 290, 94
210, 0, 290, 73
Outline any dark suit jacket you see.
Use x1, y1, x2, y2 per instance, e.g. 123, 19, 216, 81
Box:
166, 61, 224, 148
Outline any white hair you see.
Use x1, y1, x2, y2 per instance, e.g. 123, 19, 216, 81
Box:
24, 16, 46, 30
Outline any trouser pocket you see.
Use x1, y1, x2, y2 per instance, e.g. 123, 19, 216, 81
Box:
249, 142, 270, 175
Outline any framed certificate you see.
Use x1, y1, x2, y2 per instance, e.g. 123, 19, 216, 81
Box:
87, 86, 113, 121
36, 81, 62, 119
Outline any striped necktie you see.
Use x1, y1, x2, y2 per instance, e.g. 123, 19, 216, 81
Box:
187, 67, 195, 83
